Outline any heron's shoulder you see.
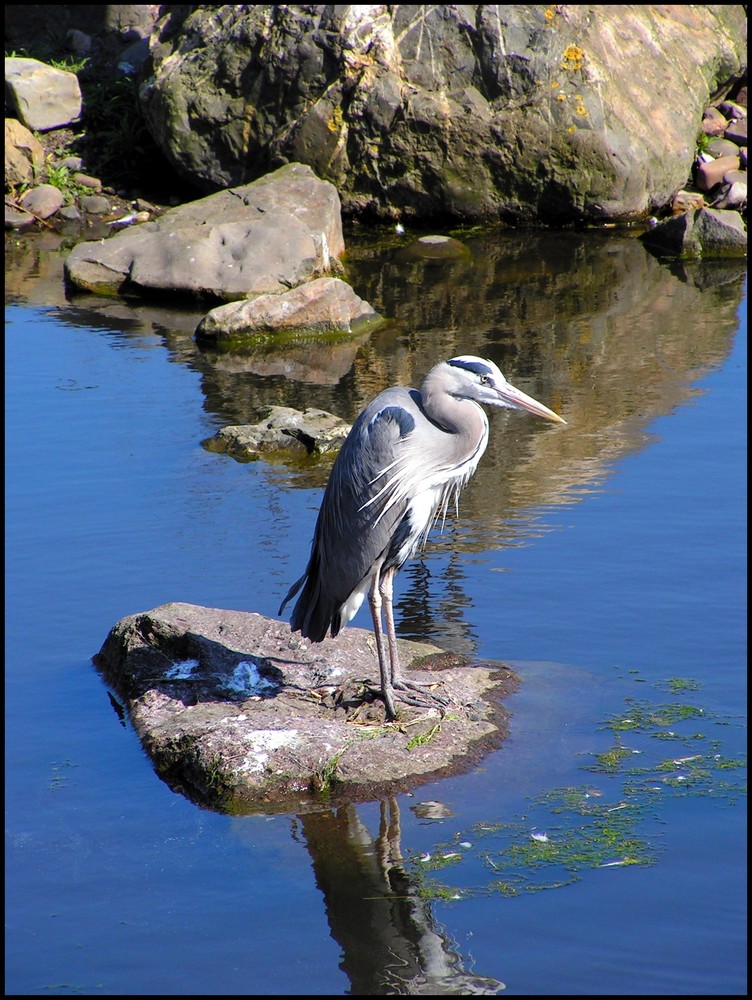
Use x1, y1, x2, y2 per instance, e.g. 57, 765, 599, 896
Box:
356, 386, 420, 439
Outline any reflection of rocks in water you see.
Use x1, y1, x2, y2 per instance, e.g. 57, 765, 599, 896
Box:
410, 799, 455, 820
396, 552, 479, 656
7, 228, 745, 651
299, 799, 504, 995
195, 330, 373, 386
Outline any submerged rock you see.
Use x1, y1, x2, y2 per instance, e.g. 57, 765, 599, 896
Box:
94, 602, 518, 814
203, 406, 351, 459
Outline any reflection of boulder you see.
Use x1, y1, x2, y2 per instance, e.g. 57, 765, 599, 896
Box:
338, 229, 745, 543
195, 331, 374, 387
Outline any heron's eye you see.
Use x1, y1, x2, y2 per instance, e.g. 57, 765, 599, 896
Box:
479, 375, 490, 385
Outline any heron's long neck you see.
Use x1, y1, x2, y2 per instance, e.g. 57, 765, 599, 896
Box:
420, 386, 489, 465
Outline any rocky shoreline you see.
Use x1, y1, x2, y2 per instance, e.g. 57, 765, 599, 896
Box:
5, 6, 748, 241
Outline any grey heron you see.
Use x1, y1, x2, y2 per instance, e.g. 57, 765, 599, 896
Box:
280, 356, 565, 719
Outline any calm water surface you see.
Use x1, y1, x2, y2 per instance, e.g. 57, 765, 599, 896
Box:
5, 227, 746, 995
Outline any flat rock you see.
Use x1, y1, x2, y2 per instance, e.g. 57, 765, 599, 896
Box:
64, 162, 344, 300
93, 602, 519, 814
5, 56, 82, 131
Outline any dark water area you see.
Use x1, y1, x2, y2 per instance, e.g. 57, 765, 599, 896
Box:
5, 223, 747, 995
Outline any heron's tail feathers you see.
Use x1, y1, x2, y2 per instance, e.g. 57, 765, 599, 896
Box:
278, 573, 305, 616
280, 557, 340, 642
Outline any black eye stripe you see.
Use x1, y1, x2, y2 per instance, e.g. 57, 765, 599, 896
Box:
447, 359, 493, 378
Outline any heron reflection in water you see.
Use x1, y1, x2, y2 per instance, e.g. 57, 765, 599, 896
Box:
280, 356, 565, 719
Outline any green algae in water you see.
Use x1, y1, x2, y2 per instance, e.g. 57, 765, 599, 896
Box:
409, 679, 745, 901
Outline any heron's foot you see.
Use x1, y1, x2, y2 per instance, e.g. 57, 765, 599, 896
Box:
393, 676, 450, 707
366, 679, 448, 720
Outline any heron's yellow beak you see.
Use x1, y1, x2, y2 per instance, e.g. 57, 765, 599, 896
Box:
497, 381, 567, 425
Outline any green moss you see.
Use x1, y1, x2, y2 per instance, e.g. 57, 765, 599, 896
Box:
406, 721, 443, 750
409, 681, 745, 899
661, 677, 703, 694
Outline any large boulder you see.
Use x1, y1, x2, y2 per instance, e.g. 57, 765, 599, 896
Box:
138, 5, 747, 224
64, 162, 345, 299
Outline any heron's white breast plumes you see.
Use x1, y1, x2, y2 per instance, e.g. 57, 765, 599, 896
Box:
359, 419, 489, 564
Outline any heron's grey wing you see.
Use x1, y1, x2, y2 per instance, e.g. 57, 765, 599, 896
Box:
285, 392, 417, 639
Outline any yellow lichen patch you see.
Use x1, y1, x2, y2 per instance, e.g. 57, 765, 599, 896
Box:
561, 44, 585, 72
327, 105, 344, 133
573, 95, 588, 118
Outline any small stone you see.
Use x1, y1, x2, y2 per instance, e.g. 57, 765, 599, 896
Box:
72, 173, 103, 191
19, 183, 64, 219
705, 138, 742, 159
671, 190, 705, 214
718, 100, 747, 120
724, 118, 748, 146
58, 155, 83, 171
80, 195, 113, 215
58, 205, 82, 221
696, 154, 740, 191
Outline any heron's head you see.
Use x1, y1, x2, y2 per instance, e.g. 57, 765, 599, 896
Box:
439, 355, 566, 424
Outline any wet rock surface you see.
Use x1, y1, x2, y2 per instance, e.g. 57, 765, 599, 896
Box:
94, 602, 519, 814
202, 406, 352, 460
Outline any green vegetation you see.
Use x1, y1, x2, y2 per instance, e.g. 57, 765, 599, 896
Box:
312, 749, 345, 797
406, 720, 443, 750
6, 42, 183, 200
696, 131, 713, 156
44, 161, 89, 203
410, 676, 745, 901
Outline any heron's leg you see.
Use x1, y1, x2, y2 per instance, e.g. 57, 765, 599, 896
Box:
381, 567, 449, 706
368, 569, 398, 720
380, 565, 404, 686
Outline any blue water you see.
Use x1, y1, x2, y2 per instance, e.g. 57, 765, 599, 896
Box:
5, 236, 746, 995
